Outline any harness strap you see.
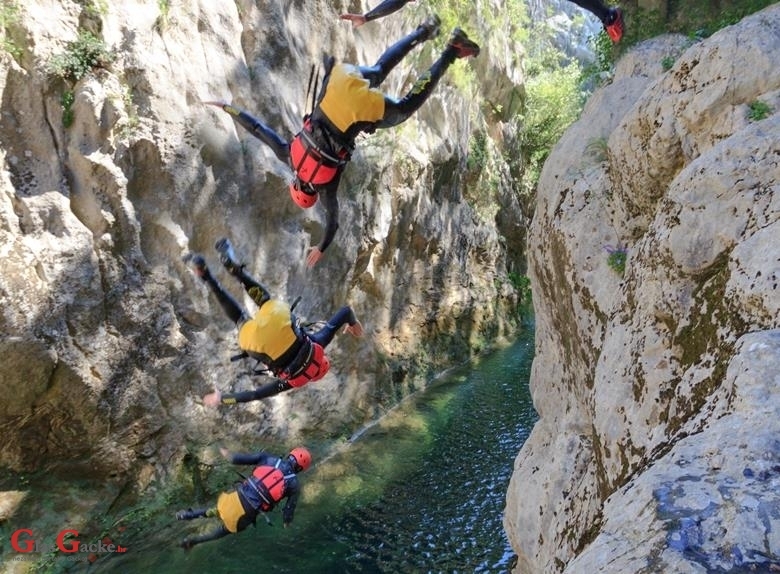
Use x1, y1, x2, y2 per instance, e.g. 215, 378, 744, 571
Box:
299, 124, 348, 166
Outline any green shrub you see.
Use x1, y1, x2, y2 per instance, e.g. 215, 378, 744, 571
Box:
1, 0, 21, 58
508, 272, 532, 302
747, 100, 772, 121
605, 245, 627, 276
61, 91, 75, 128
76, 0, 108, 18
519, 60, 584, 190
48, 31, 114, 82
661, 55, 676, 71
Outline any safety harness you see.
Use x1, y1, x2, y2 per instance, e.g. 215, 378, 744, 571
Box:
246, 459, 294, 512
289, 55, 350, 187
231, 297, 330, 386
289, 118, 349, 186
278, 337, 329, 388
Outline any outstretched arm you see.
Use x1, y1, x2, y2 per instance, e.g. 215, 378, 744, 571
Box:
221, 448, 272, 466
203, 380, 293, 407
307, 182, 340, 267
281, 480, 301, 527
340, 0, 416, 27
203, 101, 291, 164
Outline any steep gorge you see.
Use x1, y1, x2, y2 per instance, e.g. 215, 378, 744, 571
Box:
505, 5, 780, 572
0, 1, 523, 498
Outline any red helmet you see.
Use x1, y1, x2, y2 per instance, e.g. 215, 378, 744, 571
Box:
289, 179, 318, 208
289, 447, 312, 472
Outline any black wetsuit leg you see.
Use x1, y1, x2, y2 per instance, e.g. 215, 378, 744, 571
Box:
231, 268, 272, 308
176, 508, 211, 520
182, 525, 231, 548
374, 47, 458, 128
364, 0, 416, 23
232, 110, 292, 164
358, 24, 430, 88
308, 306, 357, 348
567, 0, 612, 22
202, 272, 250, 325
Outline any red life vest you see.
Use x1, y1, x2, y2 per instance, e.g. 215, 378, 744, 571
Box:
249, 463, 288, 511
279, 340, 330, 388
289, 119, 348, 186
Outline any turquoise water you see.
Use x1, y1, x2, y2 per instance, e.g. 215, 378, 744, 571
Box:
100, 331, 537, 573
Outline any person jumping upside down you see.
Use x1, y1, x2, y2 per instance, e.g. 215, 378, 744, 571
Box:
176, 446, 311, 549
205, 17, 479, 266
184, 238, 363, 407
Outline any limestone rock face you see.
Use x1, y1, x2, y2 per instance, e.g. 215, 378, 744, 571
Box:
505, 6, 780, 573
0, 2, 523, 478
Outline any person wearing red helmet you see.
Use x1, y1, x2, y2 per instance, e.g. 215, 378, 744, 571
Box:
183, 237, 363, 407
204, 16, 479, 267
176, 446, 312, 549
340, 0, 624, 43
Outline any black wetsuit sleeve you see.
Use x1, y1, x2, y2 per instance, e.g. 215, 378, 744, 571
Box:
226, 107, 291, 164
317, 180, 341, 253
281, 479, 300, 525
364, 0, 415, 21
220, 380, 293, 405
229, 451, 272, 466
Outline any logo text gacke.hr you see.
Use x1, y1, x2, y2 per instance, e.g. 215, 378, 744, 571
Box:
10, 529, 128, 556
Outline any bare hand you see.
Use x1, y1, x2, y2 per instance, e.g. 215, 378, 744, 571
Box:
202, 100, 227, 108
339, 14, 367, 28
344, 320, 364, 337
219, 446, 231, 460
203, 389, 222, 407
306, 247, 324, 268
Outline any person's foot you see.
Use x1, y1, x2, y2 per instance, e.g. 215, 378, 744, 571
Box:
182, 253, 209, 279
418, 14, 441, 42
214, 237, 243, 275
604, 7, 624, 43
448, 28, 480, 59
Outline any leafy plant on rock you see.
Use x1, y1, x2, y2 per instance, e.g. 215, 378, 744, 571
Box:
605, 245, 628, 276
747, 100, 772, 121
48, 31, 114, 83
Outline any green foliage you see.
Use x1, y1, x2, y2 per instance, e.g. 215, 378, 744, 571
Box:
620, 6, 666, 46
605, 246, 627, 276
584, 29, 617, 80
675, 0, 776, 38
467, 130, 488, 172
747, 100, 772, 121
47, 31, 114, 83
661, 55, 676, 71
618, 0, 777, 48
519, 60, 584, 190
61, 90, 75, 128
76, 0, 108, 18
155, 0, 171, 33
0, 0, 21, 59
508, 272, 532, 302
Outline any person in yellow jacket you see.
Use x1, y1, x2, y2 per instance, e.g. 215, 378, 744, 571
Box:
184, 238, 363, 406
204, 17, 479, 267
